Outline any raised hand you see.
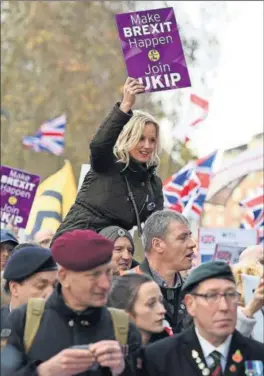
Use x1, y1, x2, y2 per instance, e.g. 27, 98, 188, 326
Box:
120, 77, 145, 113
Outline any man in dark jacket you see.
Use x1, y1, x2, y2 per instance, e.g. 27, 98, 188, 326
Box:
53, 78, 163, 243
128, 209, 196, 334
2, 229, 141, 376
139, 261, 264, 376
1, 245, 57, 332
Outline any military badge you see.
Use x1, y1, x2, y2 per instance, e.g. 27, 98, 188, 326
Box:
245, 360, 264, 376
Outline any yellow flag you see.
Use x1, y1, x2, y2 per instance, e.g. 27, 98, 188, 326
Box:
26, 160, 77, 237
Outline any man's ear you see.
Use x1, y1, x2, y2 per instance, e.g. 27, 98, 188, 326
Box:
184, 294, 196, 318
9, 281, 19, 297
58, 266, 70, 288
152, 237, 164, 254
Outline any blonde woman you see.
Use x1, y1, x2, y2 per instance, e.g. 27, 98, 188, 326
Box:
54, 78, 163, 242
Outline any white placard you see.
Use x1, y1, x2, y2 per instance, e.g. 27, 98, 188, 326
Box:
78, 164, 91, 191
198, 227, 258, 263
213, 243, 246, 264
242, 274, 264, 343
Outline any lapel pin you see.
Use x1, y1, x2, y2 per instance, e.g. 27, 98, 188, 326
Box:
202, 368, 210, 376
198, 363, 205, 370
229, 364, 237, 373
232, 349, 243, 363
192, 350, 199, 359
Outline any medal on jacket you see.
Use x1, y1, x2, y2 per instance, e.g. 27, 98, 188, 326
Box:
192, 349, 210, 376
245, 360, 264, 376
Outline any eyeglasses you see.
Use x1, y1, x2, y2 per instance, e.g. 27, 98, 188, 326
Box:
191, 291, 240, 304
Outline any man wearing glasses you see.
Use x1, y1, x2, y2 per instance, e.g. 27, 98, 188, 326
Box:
139, 261, 264, 376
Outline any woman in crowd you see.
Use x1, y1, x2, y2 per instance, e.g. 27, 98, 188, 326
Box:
108, 274, 172, 345
99, 226, 139, 276
53, 77, 163, 242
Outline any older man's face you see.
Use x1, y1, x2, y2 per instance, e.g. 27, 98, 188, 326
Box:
185, 278, 238, 345
159, 221, 196, 271
34, 231, 54, 248
60, 262, 113, 310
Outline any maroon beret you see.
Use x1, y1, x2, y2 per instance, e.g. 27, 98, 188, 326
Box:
51, 229, 114, 271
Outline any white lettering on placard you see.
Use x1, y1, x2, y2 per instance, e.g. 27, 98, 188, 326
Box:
1, 175, 35, 191
123, 22, 172, 37
145, 63, 170, 75
138, 73, 181, 90
9, 170, 30, 182
2, 204, 19, 215
130, 13, 161, 26
128, 35, 173, 49
0, 211, 23, 226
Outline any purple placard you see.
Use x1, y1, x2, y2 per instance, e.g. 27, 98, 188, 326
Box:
115, 7, 191, 93
0, 165, 40, 229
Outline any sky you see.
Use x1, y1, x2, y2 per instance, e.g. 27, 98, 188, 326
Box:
155, 1, 263, 157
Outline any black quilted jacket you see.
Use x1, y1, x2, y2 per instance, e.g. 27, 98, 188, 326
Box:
53, 103, 163, 242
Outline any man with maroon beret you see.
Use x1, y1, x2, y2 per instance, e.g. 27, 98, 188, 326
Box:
3, 229, 141, 376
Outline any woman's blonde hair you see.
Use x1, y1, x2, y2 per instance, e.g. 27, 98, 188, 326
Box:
232, 262, 263, 306
113, 110, 161, 168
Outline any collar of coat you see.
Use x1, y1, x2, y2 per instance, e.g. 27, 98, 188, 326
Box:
120, 157, 157, 182
47, 283, 104, 323
139, 258, 183, 289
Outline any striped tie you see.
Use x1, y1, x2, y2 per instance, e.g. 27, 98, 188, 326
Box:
210, 351, 223, 376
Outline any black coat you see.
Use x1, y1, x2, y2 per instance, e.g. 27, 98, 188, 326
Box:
1, 305, 10, 331
139, 326, 264, 376
3, 285, 141, 376
53, 103, 163, 242
129, 258, 187, 334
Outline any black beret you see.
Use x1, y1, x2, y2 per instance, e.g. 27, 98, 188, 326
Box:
99, 226, 134, 254
51, 229, 114, 271
182, 261, 236, 294
3, 246, 58, 282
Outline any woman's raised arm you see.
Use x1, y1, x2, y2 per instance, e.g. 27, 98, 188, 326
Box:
90, 78, 145, 172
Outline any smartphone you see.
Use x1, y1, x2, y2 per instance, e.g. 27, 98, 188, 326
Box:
70, 345, 99, 371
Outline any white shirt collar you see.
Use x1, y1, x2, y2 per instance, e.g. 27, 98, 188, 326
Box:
195, 327, 232, 361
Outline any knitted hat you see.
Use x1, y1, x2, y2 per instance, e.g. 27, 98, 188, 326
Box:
99, 226, 134, 254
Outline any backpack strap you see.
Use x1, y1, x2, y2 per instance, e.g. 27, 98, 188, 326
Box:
24, 298, 45, 352
108, 307, 129, 346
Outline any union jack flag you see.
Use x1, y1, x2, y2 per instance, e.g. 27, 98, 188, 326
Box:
163, 151, 217, 219
173, 94, 209, 144
22, 114, 66, 156
239, 185, 264, 244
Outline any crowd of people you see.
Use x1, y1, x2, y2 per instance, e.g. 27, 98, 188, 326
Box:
1, 78, 263, 375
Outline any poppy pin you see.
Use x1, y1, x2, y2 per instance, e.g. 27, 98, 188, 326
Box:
232, 350, 243, 363
229, 364, 237, 372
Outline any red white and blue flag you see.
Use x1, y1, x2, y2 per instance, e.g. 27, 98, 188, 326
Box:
22, 114, 66, 156
163, 151, 217, 219
173, 94, 209, 144
239, 185, 264, 244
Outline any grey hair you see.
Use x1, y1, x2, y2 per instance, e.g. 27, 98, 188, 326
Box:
142, 209, 190, 253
